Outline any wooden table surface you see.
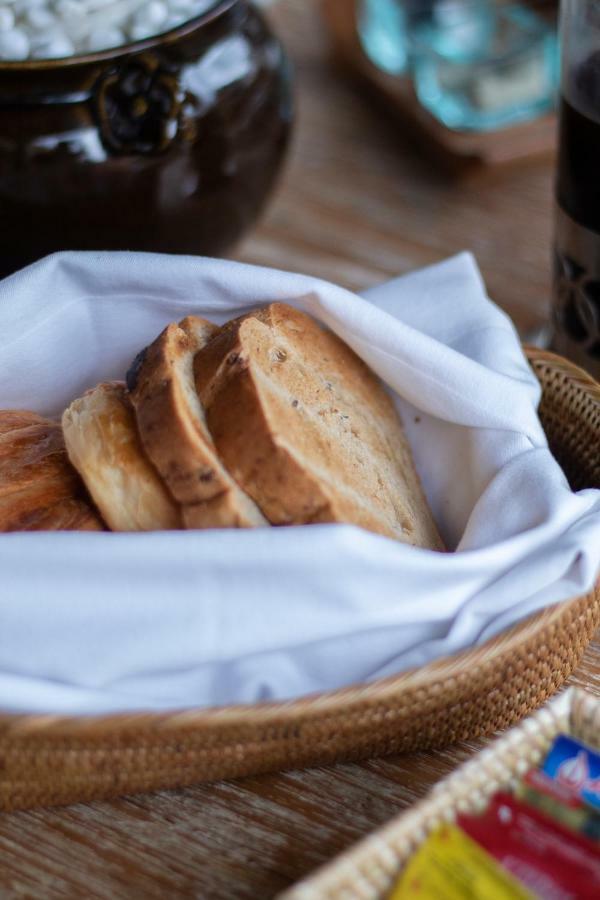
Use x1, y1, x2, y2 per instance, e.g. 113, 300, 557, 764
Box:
1, 2, 597, 898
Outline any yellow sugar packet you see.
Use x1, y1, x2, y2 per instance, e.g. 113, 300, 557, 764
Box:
388, 823, 533, 899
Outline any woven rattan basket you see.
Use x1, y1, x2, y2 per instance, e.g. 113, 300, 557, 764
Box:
281, 686, 600, 899
0, 348, 598, 813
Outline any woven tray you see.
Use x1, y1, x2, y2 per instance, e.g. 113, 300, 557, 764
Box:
0, 348, 598, 813
281, 685, 600, 899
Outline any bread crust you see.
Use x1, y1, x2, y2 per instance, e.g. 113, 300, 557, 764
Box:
0, 409, 47, 436
194, 304, 443, 548
128, 316, 267, 529
62, 382, 181, 532
0, 411, 104, 532
0, 489, 102, 532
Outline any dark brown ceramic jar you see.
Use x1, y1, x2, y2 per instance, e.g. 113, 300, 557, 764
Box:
0, 1, 292, 278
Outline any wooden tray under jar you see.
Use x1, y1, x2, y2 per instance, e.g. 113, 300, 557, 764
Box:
321, 0, 558, 166
282, 685, 600, 899
0, 348, 599, 812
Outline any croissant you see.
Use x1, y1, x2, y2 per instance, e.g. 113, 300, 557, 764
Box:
0, 410, 104, 532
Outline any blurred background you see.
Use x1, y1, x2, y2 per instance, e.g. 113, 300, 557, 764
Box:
2, 0, 599, 375
241, 0, 559, 339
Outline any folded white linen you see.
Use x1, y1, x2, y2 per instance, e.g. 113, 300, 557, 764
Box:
0, 250, 598, 715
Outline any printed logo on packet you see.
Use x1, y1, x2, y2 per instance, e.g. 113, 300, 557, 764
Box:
516, 768, 600, 842
542, 735, 600, 811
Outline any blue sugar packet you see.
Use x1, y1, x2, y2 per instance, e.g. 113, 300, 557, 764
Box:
542, 735, 600, 812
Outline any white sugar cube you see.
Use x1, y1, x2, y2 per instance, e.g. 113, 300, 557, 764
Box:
25, 7, 56, 30
30, 30, 74, 57
0, 26, 29, 58
86, 25, 124, 51
0, 0, 203, 58
0, 8, 15, 31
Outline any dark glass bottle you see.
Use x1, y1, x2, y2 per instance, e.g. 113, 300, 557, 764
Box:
552, 0, 600, 379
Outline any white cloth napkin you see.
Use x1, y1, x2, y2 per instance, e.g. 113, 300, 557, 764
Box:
0, 250, 599, 715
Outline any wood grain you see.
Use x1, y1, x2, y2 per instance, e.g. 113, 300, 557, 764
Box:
0, 2, 594, 898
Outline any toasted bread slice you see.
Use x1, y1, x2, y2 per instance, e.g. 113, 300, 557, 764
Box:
62, 382, 181, 532
194, 303, 443, 548
0, 411, 104, 532
127, 315, 267, 530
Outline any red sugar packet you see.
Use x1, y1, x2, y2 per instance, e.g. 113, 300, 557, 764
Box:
457, 792, 600, 899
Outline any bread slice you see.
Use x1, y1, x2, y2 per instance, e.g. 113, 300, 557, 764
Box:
127, 315, 267, 530
194, 303, 443, 548
0, 411, 104, 532
62, 382, 181, 532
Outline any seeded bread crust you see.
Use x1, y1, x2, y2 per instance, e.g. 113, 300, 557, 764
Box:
62, 382, 181, 532
128, 316, 267, 530
0, 410, 104, 532
194, 303, 443, 548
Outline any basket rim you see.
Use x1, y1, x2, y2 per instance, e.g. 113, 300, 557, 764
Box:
278, 687, 599, 899
1, 347, 598, 737
524, 344, 600, 398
